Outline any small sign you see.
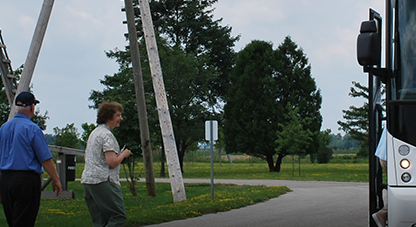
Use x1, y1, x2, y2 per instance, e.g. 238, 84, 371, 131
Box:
205, 120, 218, 141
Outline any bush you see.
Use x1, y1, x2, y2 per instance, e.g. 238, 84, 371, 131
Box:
317, 146, 333, 163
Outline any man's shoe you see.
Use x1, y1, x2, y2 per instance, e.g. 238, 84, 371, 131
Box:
372, 212, 386, 227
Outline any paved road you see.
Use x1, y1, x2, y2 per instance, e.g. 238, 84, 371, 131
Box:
143, 179, 369, 227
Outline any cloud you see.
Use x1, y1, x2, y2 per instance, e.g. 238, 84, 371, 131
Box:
18, 15, 37, 34
224, 1, 286, 26
58, 6, 105, 41
314, 26, 358, 67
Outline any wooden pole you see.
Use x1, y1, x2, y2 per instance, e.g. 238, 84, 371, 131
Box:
138, 0, 186, 202
8, 0, 55, 120
123, 0, 156, 197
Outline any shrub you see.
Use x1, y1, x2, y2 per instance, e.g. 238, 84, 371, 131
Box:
317, 146, 333, 163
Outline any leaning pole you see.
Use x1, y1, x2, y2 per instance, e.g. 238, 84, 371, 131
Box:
8, 0, 55, 120
138, 0, 186, 203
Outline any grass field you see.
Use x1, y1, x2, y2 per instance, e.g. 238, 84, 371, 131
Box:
126, 150, 369, 183
132, 161, 369, 182
0, 151, 370, 226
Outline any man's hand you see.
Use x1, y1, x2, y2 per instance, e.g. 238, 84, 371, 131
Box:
52, 179, 63, 196
41, 158, 63, 197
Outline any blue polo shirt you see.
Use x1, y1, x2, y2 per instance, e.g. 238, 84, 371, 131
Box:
375, 127, 387, 161
0, 113, 52, 174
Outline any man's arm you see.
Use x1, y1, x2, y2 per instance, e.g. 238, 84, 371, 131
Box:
41, 158, 62, 196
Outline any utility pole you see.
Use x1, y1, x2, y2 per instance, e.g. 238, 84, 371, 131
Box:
8, 0, 55, 120
138, 0, 186, 202
123, 0, 156, 197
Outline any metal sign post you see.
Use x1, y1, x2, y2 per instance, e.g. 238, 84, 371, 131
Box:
205, 120, 218, 198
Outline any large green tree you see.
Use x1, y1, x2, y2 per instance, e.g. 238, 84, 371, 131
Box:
274, 37, 323, 160
148, 0, 239, 171
224, 37, 322, 172
224, 40, 278, 171
149, 0, 238, 99
157, 45, 212, 171
90, 0, 238, 172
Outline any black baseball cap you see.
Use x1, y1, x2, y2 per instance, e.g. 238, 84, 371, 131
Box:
15, 91, 40, 107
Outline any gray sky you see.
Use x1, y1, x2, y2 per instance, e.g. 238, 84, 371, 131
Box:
0, 0, 384, 135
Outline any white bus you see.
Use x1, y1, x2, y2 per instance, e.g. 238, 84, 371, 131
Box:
357, 1, 416, 226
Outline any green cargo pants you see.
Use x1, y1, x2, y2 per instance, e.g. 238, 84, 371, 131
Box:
83, 180, 127, 227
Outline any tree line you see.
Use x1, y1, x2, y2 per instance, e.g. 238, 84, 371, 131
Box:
44, 129, 359, 153
328, 133, 359, 150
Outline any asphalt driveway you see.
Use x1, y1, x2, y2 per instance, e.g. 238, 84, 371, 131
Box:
143, 178, 369, 227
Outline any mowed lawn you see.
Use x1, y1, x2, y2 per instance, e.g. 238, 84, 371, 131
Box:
129, 160, 369, 182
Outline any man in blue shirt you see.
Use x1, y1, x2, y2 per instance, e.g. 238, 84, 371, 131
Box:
0, 91, 62, 227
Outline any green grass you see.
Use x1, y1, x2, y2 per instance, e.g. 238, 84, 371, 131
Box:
333, 148, 359, 155
125, 156, 369, 183
180, 162, 369, 182
152, 149, 365, 164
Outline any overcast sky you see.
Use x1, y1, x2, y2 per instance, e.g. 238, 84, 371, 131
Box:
0, 0, 384, 135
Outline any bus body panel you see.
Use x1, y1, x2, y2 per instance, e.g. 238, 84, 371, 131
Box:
388, 187, 416, 226
388, 131, 416, 186
388, 129, 416, 226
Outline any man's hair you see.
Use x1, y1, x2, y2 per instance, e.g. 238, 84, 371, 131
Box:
16, 105, 31, 113
96, 102, 123, 124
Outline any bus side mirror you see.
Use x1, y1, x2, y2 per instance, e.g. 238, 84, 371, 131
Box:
357, 20, 381, 66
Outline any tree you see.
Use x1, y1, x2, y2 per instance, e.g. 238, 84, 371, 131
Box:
315, 129, 333, 164
0, 65, 48, 129
146, 0, 239, 171
224, 40, 278, 171
158, 45, 211, 172
90, 0, 238, 173
337, 81, 369, 157
53, 123, 80, 149
31, 109, 49, 131
275, 104, 313, 175
80, 122, 97, 148
224, 37, 322, 172
149, 0, 239, 99
274, 37, 323, 165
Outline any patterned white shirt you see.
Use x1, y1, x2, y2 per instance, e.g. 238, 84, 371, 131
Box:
81, 124, 122, 186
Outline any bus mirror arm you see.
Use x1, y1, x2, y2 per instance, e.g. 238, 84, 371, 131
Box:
363, 66, 390, 84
